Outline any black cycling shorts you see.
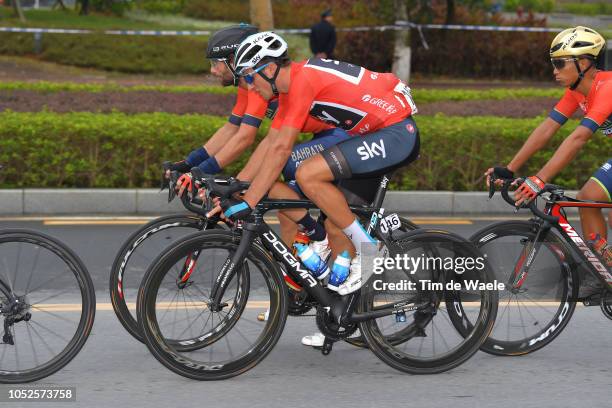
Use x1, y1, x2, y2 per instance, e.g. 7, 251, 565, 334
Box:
321, 117, 420, 180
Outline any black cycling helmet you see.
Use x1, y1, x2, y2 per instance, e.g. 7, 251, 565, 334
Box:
207, 24, 258, 86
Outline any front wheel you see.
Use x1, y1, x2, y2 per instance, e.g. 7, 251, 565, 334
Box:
137, 231, 288, 380
468, 221, 578, 356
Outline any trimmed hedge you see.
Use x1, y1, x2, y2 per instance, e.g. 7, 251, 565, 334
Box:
0, 112, 609, 190
0, 81, 562, 102
0, 32, 208, 74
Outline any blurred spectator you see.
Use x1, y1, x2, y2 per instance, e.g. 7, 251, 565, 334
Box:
309, 8, 336, 59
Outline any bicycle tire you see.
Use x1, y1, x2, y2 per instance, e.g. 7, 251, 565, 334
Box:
109, 214, 216, 343
0, 229, 95, 383
466, 220, 578, 356
359, 229, 498, 374
137, 230, 288, 380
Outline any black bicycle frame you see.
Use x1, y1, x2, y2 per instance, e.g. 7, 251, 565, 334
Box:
207, 174, 425, 323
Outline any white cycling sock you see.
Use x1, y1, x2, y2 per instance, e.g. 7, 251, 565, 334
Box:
342, 218, 376, 252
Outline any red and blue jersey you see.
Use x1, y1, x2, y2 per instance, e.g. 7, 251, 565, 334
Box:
549, 71, 612, 136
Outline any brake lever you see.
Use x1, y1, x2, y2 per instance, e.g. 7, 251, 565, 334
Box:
161, 161, 172, 191
167, 170, 179, 203
488, 174, 496, 199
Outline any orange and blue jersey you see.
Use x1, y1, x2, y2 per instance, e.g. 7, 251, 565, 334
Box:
549, 71, 612, 136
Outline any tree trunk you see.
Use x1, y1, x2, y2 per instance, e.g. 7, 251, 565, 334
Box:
12, 0, 26, 23
79, 0, 90, 15
392, 0, 411, 82
249, 0, 274, 31
445, 0, 455, 24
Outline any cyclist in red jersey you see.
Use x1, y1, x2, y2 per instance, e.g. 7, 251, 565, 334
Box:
485, 26, 611, 266
216, 32, 420, 297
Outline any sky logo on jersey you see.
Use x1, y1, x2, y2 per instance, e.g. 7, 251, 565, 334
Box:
357, 139, 386, 161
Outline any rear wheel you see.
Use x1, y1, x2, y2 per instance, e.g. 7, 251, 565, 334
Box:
359, 230, 498, 374
0, 230, 95, 383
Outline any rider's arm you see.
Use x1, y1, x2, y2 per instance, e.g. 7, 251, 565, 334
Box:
237, 129, 275, 181
506, 118, 562, 172
207, 122, 259, 168
507, 89, 580, 172
536, 125, 594, 182
203, 122, 239, 156
242, 126, 300, 207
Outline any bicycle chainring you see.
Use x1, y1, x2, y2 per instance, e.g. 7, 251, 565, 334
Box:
315, 306, 358, 341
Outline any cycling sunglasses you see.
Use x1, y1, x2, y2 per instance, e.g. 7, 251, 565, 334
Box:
550, 57, 576, 70
242, 63, 271, 84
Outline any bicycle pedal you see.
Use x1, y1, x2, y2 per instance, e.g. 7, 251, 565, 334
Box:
2, 333, 14, 345
320, 340, 334, 356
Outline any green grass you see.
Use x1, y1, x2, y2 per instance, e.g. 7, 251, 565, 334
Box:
0, 80, 235, 94
0, 8, 198, 31
0, 81, 563, 101
555, 2, 612, 16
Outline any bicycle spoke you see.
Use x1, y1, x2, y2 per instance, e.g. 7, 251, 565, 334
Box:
24, 246, 42, 295
26, 321, 55, 362
30, 306, 78, 326
29, 320, 70, 344
25, 322, 40, 368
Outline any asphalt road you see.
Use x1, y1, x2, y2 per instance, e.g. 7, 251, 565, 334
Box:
0, 215, 610, 408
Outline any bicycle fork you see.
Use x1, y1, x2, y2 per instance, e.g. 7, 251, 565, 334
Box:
509, 222, 552, 291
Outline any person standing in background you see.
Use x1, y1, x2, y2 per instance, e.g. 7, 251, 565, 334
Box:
309, 8, 336, 59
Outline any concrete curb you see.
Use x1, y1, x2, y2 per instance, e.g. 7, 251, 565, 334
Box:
0, 188, 581, 216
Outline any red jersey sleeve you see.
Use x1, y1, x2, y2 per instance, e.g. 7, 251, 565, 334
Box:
549, 89, 579, 125
582, 81, 612, 133
241, 89, 269, 128
229, 87, 248, 126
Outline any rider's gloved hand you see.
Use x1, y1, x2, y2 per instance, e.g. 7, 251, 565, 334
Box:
169, 160, 192, 174
514, 176, 545, 207
221, 197, 252, 222
484, 166, 514, 187
176, 173, 193, 197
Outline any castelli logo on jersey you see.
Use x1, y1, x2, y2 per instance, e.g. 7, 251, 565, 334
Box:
362, 94, 372, 102
370, 73, 378, 80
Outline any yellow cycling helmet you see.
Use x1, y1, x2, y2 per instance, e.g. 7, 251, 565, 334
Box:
550, 26, 605, 59
549, 26, 606, 90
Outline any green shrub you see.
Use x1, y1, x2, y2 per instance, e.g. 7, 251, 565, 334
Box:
0, 32, 209, 74
504, 0, 555, 13
557, 2, 612, 16
134, 0, 187, 15
1, 112, 609, 191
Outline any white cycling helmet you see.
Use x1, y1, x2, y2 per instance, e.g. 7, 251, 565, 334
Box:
234, 31, 288, 76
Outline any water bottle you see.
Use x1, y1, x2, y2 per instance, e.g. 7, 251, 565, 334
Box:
292, 231, 310, 256
328, 250, 351, 291
294, 243, 330, 280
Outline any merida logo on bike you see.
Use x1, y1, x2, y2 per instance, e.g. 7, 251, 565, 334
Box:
559, 223, 612, 283
357, 140, 386, 161
262, 232, 317, 287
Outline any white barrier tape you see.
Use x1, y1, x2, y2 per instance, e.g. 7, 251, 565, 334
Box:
0, 22, 563, 36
